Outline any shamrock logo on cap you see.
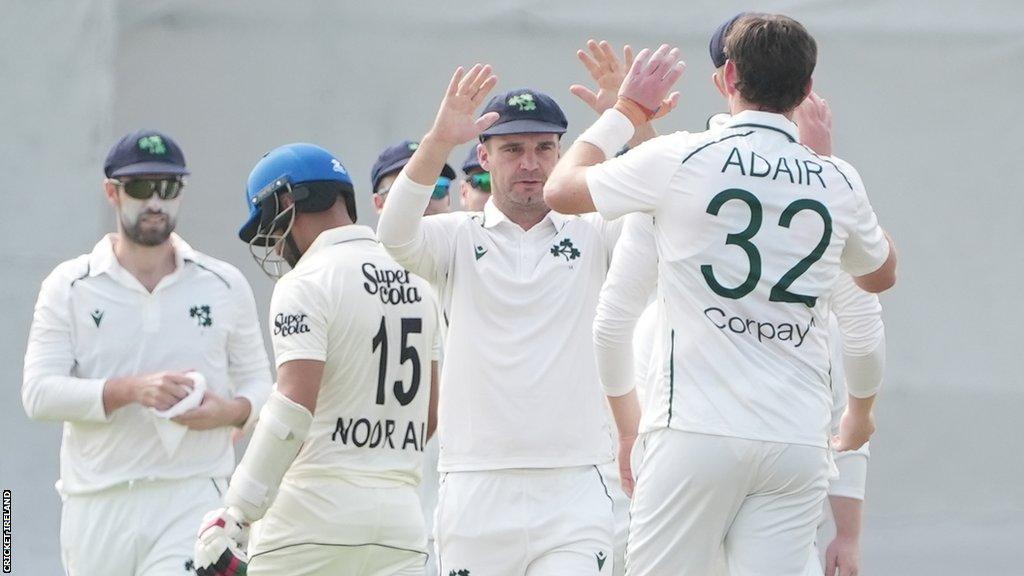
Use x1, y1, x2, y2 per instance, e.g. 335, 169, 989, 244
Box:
138, 135, 167, 155
507, 93, 537, 112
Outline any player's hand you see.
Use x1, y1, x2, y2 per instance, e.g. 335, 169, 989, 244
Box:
131, 371, 194, 411
194, 507, 249, 576
794, 91, 833, 156
618, 434, 638, 498
832, 408, 875, 452
426, 64, 500, 148
824, 534, 861, 576
571, 40, 636, 114
173, 392, 249, 431
617, 44, 685, 124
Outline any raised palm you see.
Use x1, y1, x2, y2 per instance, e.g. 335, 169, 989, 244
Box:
572, 40, 682, 119
571, 40, 635, 114
429, 64, 500, 146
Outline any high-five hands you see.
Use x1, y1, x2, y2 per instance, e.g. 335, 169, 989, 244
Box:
616, 44, 686, 126
427, 64, 500, 147
572, 40, 681, 120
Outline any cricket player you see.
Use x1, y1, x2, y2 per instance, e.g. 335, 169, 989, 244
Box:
372, 140, 456, 216
545, 13, 897, 574
377, 65, 638, 575
193, 143, 440, 575
598, 219, 882, 576
458, 146, 490, 211
22, 129, 272, 575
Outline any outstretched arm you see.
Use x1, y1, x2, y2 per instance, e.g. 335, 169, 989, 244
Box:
377, 64, 499, 284
545, 43, 685, 214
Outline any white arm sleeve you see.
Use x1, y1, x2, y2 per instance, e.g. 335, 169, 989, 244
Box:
829, 442, 870, 500
22, 265, 110, 423
585, 132, 688, 220
831, 272, 886, 398
376, 171, 462, 288
833, 158, 890, 277
593, 213, 658, 396
632, 303, 659, 407
226, 273, 273, 432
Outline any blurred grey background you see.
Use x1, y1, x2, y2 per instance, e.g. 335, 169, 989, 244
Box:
2, 0, 1022, 574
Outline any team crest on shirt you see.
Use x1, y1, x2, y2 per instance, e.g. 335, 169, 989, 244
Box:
550, 237, 581, 261
189, 305, 213, 327
448, 570, 470, 576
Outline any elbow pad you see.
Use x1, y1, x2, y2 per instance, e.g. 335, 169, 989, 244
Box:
225, 390, 313, 522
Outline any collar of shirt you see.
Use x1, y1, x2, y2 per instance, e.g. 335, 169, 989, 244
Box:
87, 233, 195, 292
481, 197, 571, 233
300, 224, 377, 261
723, 110, 800, 143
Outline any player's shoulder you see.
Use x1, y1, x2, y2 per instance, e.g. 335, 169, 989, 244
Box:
182, 247, 249, 292
823, 154, 865, 190
44, 253, 93, 290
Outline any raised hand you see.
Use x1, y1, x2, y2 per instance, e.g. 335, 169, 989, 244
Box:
794, 91, 833, 156
571, 40, 636, 114
618, 44, 686, 123
427, 64, 500, 147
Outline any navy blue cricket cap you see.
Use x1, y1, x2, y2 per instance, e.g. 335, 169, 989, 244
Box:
478, 89, 567, 139
462, 146, 483, 174
370, 140, 456, 193
709, 13, 749, 69
104, 129, 189, 178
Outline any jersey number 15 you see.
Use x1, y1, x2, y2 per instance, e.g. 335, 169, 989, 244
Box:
371, 317, 422, 406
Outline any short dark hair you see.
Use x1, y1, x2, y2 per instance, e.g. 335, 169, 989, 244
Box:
725, 14, 816, 113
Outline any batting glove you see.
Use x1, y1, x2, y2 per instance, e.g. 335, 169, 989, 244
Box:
194, 506, 249, 576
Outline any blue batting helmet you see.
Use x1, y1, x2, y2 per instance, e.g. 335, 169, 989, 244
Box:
239, 143, 356, 243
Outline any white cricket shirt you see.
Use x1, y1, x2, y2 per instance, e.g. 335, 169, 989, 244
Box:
378, 174, 618, 472
269, 225, 439, 488
587, 110, 890, 447
22, 234, 272, 495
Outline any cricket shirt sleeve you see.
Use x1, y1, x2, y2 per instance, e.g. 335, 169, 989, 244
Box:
586, 132, 689, 221
268, 274, 330, 367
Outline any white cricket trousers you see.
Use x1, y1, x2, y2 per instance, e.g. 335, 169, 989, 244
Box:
626, 429, 829, 576
435, 465, 616, 576
60, 476, 226, 576
246, 474, 427, 576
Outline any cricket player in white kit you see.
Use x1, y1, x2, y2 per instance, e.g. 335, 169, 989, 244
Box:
378, 66, 627, 575
22, 129, 272, 575
597, 219, 884, 576
192, 143, 440, 576
545, 14, 898, 575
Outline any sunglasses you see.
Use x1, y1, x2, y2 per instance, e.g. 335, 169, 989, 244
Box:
468, 172, 491, 193
378, 176, 452, 200
111, 177, 185, 200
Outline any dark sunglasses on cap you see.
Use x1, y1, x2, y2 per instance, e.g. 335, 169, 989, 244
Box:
378, 176, 451, 200
468, 172, 491, 193
110, 177, 185, 200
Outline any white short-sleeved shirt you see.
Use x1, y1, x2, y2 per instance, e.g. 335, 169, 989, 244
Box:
22, 234, 272, 495
380, 180, 619, 472
269, 225, 439, 488
587, 110, 890, 447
